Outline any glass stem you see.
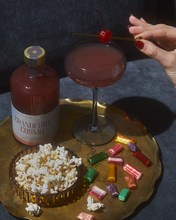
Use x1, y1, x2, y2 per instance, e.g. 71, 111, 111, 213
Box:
90, 88, 99, 131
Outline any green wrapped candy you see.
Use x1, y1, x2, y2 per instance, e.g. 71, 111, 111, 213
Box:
87, 152, 108, 165
118, 188, 130, 202
84, 167, 98, 183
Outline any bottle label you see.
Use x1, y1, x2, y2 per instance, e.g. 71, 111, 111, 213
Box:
11, 103, 59, 145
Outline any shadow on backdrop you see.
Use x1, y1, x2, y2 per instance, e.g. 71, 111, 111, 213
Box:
111, 96, 175, 136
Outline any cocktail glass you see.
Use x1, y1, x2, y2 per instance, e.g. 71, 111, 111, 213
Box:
64, 38, 127, 146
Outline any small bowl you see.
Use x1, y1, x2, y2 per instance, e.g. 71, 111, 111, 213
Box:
9, 145, 83, 207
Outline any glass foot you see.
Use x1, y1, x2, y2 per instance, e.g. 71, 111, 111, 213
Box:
72, 115, 116, 146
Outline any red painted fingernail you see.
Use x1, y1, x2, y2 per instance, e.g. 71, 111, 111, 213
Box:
134, 41, 144, 50
127, 25, 132, 29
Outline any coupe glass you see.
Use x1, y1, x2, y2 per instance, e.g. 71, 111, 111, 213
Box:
64, 38, 127, 146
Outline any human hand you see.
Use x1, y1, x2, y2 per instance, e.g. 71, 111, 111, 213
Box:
128, 14, 176, 87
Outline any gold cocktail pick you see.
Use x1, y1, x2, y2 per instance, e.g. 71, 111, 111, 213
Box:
73, 33, 140, 41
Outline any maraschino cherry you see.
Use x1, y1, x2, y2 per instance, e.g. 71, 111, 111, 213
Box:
95, 9, 112, 44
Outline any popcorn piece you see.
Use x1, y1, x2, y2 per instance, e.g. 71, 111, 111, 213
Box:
26, 167, 36, 175
41, 184, 49, 194
87, 196, 103, 211
15, 164, 26, 172
31, 185, 39, 193
50, 189, 57, 194
22, 181, 30, 189
66, 168, 78, 179
25, 203, 40, 216
15, 174, 25, 182
54, 159, 64, 167
27, 159, 40, 170
19, 154, 32, 163
36, 167, 49, 175
18, 180, 27, 187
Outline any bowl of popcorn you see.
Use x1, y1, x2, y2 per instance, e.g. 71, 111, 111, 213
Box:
9, 143, 83, 207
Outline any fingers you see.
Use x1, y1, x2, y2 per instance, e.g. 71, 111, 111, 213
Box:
134, 27, 167, 41
129, 15, 176, 87
129, 26, 146, 36
134, 40, 175, 68
129, 15, 175, 41
129, 15, 145, 26
140, 17, 147, 23
128, 15, 151, 36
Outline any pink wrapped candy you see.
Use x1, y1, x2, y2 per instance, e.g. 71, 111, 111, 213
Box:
108, 144, 124, 155
108, 156, 123, 166
77, 212, 95, 220
123, 163, 142, 180
88, 185, 107, 201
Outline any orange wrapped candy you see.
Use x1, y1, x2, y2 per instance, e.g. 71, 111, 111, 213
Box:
125, 175, 138, 189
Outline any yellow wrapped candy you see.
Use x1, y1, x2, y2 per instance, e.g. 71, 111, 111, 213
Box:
114, 134, 135, 145
107, 163, 116, 182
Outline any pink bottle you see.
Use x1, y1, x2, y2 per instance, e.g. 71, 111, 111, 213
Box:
10, 46, 59, 145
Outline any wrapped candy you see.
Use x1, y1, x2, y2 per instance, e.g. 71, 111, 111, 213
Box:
106, 184, 119, 198
125, 175, 138, 189
87, 152, 107, 165
88, 185, 107, 201
107, 163, 116, 182
108, 156, 123, 166
114, 134, 135, 145
127, 142, 138, 152
77, 212, 95, 220
134, 151, 153, 167
108, 144, 124, 155
123, 163, 142, 180
84, 168, 98, 183
118, 188, 130, 202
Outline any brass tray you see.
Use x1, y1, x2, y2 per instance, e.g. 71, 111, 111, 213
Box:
0, 98, 161, 220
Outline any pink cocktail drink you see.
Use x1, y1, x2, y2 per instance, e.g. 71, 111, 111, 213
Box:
64, 43, 126, 88
64, 38, 127, 146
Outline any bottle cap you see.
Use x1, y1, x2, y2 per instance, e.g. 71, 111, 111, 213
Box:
24, 46, 45, 67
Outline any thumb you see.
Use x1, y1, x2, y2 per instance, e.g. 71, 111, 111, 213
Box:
134, 40, 174, 68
